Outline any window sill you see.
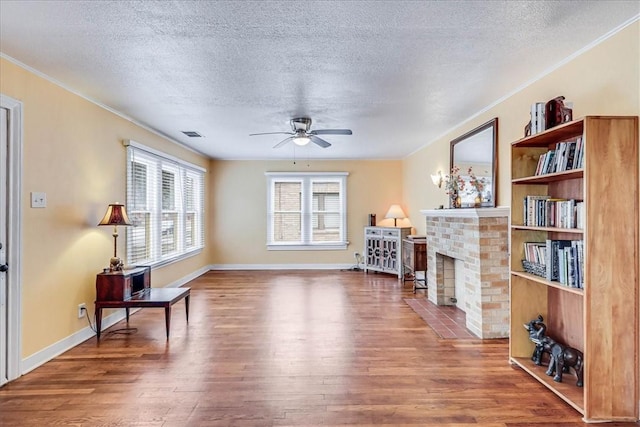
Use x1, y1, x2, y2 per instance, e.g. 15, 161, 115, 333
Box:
267, 243, 348, 251
129, 248, 203, 270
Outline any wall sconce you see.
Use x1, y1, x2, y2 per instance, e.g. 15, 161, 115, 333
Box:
431, 171, 443, 188
385, 204, 406, 227
98, 203, 132, 271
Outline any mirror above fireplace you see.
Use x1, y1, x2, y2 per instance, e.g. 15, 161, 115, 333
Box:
450, 118, 498, 208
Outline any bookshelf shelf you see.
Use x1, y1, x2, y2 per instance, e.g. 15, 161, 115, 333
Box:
510, 271, 584, 296
509, 116, 639, 422
510, 357, 584, 414
511, 118, 584, 148
512, 169, 583, 184
511, 225, 583, 234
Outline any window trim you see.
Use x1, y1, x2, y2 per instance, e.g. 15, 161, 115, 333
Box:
124, 139, 206, 267
265, 172, 348, 251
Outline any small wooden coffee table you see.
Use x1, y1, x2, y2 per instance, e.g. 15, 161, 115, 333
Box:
95, 287, 190, 341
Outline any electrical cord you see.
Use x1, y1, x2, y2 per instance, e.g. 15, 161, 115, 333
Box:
341, 253, 364, 272
82, 308, 138, 337
83, 308, 96, 333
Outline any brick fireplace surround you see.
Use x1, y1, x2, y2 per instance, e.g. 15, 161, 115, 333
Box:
420, 207, 510, 339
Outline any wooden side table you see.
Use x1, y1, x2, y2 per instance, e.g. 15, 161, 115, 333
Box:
402, 237, 427, 293
94, 267, 190, 340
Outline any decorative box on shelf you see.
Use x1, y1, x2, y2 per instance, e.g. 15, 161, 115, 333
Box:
521, 260, 545, 278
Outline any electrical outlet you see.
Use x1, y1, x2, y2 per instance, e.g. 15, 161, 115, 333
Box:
77, 303, 86, 319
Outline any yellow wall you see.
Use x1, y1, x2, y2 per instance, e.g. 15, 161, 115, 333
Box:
208, 159, 405, 265
404, 21, 640, 235
0, 58, 211, 358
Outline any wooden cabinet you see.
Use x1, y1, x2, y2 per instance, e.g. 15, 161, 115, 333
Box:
402, 237, 427, 292
96, 266, 150, 301
364, 226, 411, 278
509, 116, 638, 422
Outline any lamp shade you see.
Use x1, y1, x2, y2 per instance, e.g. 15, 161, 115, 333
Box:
385, 204, 406, 220
98, 203, 132, 226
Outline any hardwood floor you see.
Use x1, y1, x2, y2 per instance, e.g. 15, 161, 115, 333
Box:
0, 270, 635, 426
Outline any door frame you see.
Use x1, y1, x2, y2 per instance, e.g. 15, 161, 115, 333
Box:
1, 94, 23, 384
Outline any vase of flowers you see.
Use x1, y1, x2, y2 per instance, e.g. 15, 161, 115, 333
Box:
445, 166, 465, 208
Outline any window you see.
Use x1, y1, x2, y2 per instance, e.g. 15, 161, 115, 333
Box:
125, 140, 205, 266
266, 172, 348, 250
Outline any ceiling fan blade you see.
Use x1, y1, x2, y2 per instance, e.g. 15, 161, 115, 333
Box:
249, 131, 294, 136
310, 129, 352, 135
310, 135, 331, 148
273, 136, 294, 148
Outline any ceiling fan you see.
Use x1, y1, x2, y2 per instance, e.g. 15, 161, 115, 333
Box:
249, 117, 352, 148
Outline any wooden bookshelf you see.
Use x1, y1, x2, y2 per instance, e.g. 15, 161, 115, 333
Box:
509, 116, 639, 422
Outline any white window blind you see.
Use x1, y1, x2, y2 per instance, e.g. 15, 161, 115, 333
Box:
125, 140, 205, 266
266, 172, 348, 250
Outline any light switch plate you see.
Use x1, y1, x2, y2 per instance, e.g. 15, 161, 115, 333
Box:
31, 192, 46, 208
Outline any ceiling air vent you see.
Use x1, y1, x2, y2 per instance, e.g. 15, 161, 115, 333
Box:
181, 131, 203, 138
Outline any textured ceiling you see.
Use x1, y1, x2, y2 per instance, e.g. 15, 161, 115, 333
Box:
0, 1, 638, 160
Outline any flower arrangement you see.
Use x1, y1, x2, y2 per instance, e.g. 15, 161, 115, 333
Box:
467, 166, 487, 194
445, 165, 466, 196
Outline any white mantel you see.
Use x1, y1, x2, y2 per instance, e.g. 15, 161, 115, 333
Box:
420, 206, 510, 339
420, 206, 510, 219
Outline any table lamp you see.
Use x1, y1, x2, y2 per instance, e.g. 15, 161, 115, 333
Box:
98, 202, 132, 271
385, 204, 406, 227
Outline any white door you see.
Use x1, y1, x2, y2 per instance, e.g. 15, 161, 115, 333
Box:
0, 107, 8, 386
0, 94, 22, 386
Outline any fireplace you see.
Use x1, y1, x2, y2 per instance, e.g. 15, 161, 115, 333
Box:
420, 207, 510, 339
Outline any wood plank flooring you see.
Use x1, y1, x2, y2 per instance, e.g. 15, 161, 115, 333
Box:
0, 270, 635, 426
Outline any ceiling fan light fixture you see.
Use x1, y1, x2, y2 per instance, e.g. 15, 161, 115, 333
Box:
293, 135, 311, 146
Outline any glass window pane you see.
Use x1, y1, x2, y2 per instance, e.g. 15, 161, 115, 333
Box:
312, 212, 341, 242
273, 212, 301, 242
161, 212, 178, 255
162, 170, 175, 210
274, 182, 301, 211
129, 212, 150, 263
185, 212, 195, 248
132, 162, 147, 210
185, 176, 194, 211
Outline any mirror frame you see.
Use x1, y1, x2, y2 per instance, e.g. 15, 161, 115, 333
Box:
449, 117, 499, 208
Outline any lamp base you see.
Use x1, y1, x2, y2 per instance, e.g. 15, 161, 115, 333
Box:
109, 256, 124, 272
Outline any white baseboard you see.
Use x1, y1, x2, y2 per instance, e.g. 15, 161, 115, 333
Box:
164, 265, 210, 287
20, 266, 210, 376
21, 309, 126, 375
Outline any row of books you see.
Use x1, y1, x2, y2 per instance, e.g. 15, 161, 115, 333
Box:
522, 239, 584, 288
523, 195, 584, 229
534, 137, 584, 175
523, 241, 546, 265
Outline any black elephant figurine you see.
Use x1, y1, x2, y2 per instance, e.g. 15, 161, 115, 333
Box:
544, 338, 584, 387
523, 315, 546, 365
523, 315, 584, 387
